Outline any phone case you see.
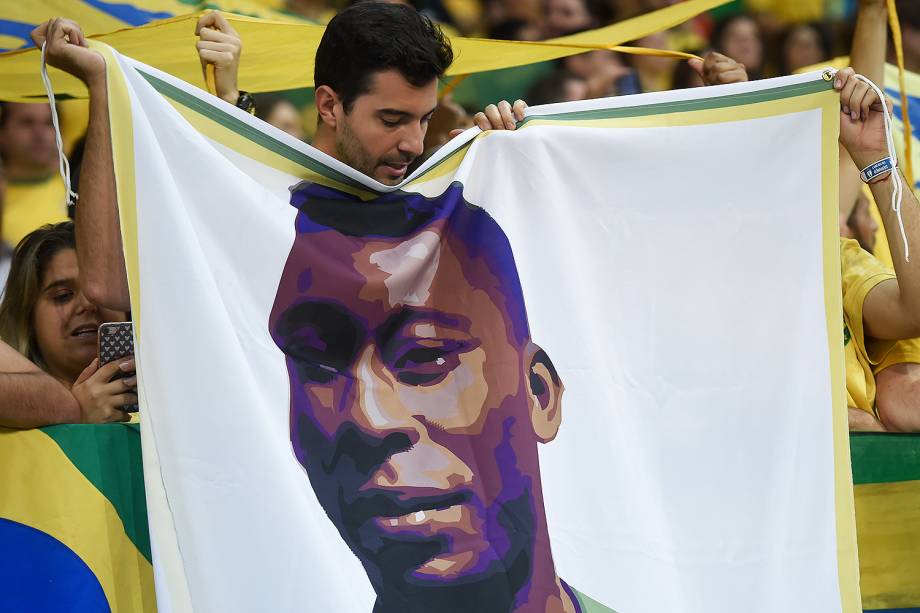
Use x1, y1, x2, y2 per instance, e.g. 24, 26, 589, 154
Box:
98, 322, 138, 413
99, 322, 135, 365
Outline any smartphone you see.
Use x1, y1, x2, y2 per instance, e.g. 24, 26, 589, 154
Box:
98, 321, 138, 413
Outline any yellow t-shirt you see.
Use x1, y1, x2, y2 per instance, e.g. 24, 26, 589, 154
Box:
2, 175, 67, 247
841, 238, 920, 414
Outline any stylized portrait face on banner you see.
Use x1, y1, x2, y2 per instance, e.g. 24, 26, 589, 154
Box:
269, 184, 603, 613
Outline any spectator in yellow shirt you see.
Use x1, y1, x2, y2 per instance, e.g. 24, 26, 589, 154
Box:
0, 103, 68, 248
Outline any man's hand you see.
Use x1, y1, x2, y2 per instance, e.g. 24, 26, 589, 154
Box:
71, 358, 136, 423
195, 12, 242, 105
30, 18, 105, 86
449, 99, 527, 138
688, 51, 748, 86
835, 67, 890, 169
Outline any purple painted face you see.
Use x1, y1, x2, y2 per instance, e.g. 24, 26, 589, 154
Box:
270, 191, 564, 611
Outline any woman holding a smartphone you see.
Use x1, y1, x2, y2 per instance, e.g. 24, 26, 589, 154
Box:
0, 221, 135, 426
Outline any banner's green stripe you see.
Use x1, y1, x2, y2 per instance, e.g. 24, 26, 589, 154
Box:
137, 70, 364, 190
850, 433, 920, 485
41, 424, 151, 562
518, 79, 833, 125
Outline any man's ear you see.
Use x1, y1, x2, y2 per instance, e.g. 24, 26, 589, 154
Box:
526, 346, 564, 443
315, 85, 340, 129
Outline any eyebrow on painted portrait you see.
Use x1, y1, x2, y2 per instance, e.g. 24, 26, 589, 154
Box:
273, 303, 480, 386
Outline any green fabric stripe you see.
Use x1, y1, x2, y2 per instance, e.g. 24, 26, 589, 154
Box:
850, 433, 920, 485
136, 69, 364, 190
41, 423, 151, 562
138, 66, 830, 189
518, 79, 833, 126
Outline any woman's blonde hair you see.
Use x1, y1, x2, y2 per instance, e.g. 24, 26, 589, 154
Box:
0, 221, 76, 371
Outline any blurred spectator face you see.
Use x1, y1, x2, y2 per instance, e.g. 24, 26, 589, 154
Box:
0, 158, 5, 242
564, 50, 631, 98
782, 25, 826, 74
720, 16, 762, 75
842, 193, 878, 254
527, 70, 590, 105
558, 75, 589, 101
32, 247, 123, 383
423, 95, 472, 155
0, 103, 56, 176
490, 0, 542, 25
543, 0, 593, 38
633, 32, 674, 74
905, 25, 920, 66
265, 100, 306, 141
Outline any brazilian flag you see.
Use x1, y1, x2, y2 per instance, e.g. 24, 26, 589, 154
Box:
0, 424, 155, 612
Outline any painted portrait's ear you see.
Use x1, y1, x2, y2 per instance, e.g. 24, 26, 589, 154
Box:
315, 85, 340, 128
526, 345, 564, 443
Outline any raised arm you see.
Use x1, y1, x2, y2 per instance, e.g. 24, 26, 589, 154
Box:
840, 0, 890, 223
836, 68, 920, 339
31, 18, 130, 312
0, 340, 79, 428
851, 0, 888, 86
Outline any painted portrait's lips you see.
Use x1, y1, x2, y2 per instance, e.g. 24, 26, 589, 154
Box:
344, 489, 472, 529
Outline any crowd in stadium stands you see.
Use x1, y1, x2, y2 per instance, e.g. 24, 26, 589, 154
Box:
1, 0, 920, 436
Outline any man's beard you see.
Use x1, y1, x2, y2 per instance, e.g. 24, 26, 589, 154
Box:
335, 118, 414, 186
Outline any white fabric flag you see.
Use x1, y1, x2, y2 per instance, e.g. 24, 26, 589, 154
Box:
94, 43, 858, 613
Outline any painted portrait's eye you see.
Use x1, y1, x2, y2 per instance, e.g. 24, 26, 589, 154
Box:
393, 342, 464, 386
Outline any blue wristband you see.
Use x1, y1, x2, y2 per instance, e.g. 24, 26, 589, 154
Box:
860, 157, 895, 183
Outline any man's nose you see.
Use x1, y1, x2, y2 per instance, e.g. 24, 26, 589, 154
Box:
397, 123, 425, 159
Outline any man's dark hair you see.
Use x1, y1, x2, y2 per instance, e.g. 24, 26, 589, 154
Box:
314, 3, 453, 112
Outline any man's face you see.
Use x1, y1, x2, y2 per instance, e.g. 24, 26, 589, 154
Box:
334, 70, 438, 186
0, 103, 56, 174
272, 222, 554, 598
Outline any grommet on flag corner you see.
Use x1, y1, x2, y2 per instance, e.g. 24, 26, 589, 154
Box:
822, 68, 836, 82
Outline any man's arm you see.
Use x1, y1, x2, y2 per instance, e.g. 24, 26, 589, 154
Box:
836, 67, 920, 339
852, 0, 888, 87
0, 340, 79, 428
859, 169, 920, 338
30, 19, 130, 312
841, 0, 889, 224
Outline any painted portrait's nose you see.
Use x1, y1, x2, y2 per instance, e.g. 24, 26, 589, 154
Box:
344, 345, 472, 490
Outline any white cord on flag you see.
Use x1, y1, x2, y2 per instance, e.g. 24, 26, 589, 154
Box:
829, 68, 908, 262
40, 41, 78, 207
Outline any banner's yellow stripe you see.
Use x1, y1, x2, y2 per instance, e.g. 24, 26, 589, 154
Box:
0, 429, 155, 612
0, 0, 729, 102
855, 479, 920, 609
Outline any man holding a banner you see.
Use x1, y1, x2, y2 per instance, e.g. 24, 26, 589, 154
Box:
21, 3, 920, 610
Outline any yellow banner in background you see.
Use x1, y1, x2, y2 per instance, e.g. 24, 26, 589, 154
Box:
0, 0, 729, 102
0, 0, 299, 52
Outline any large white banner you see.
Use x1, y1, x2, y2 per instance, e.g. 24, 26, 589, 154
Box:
97, 44, 858, 613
